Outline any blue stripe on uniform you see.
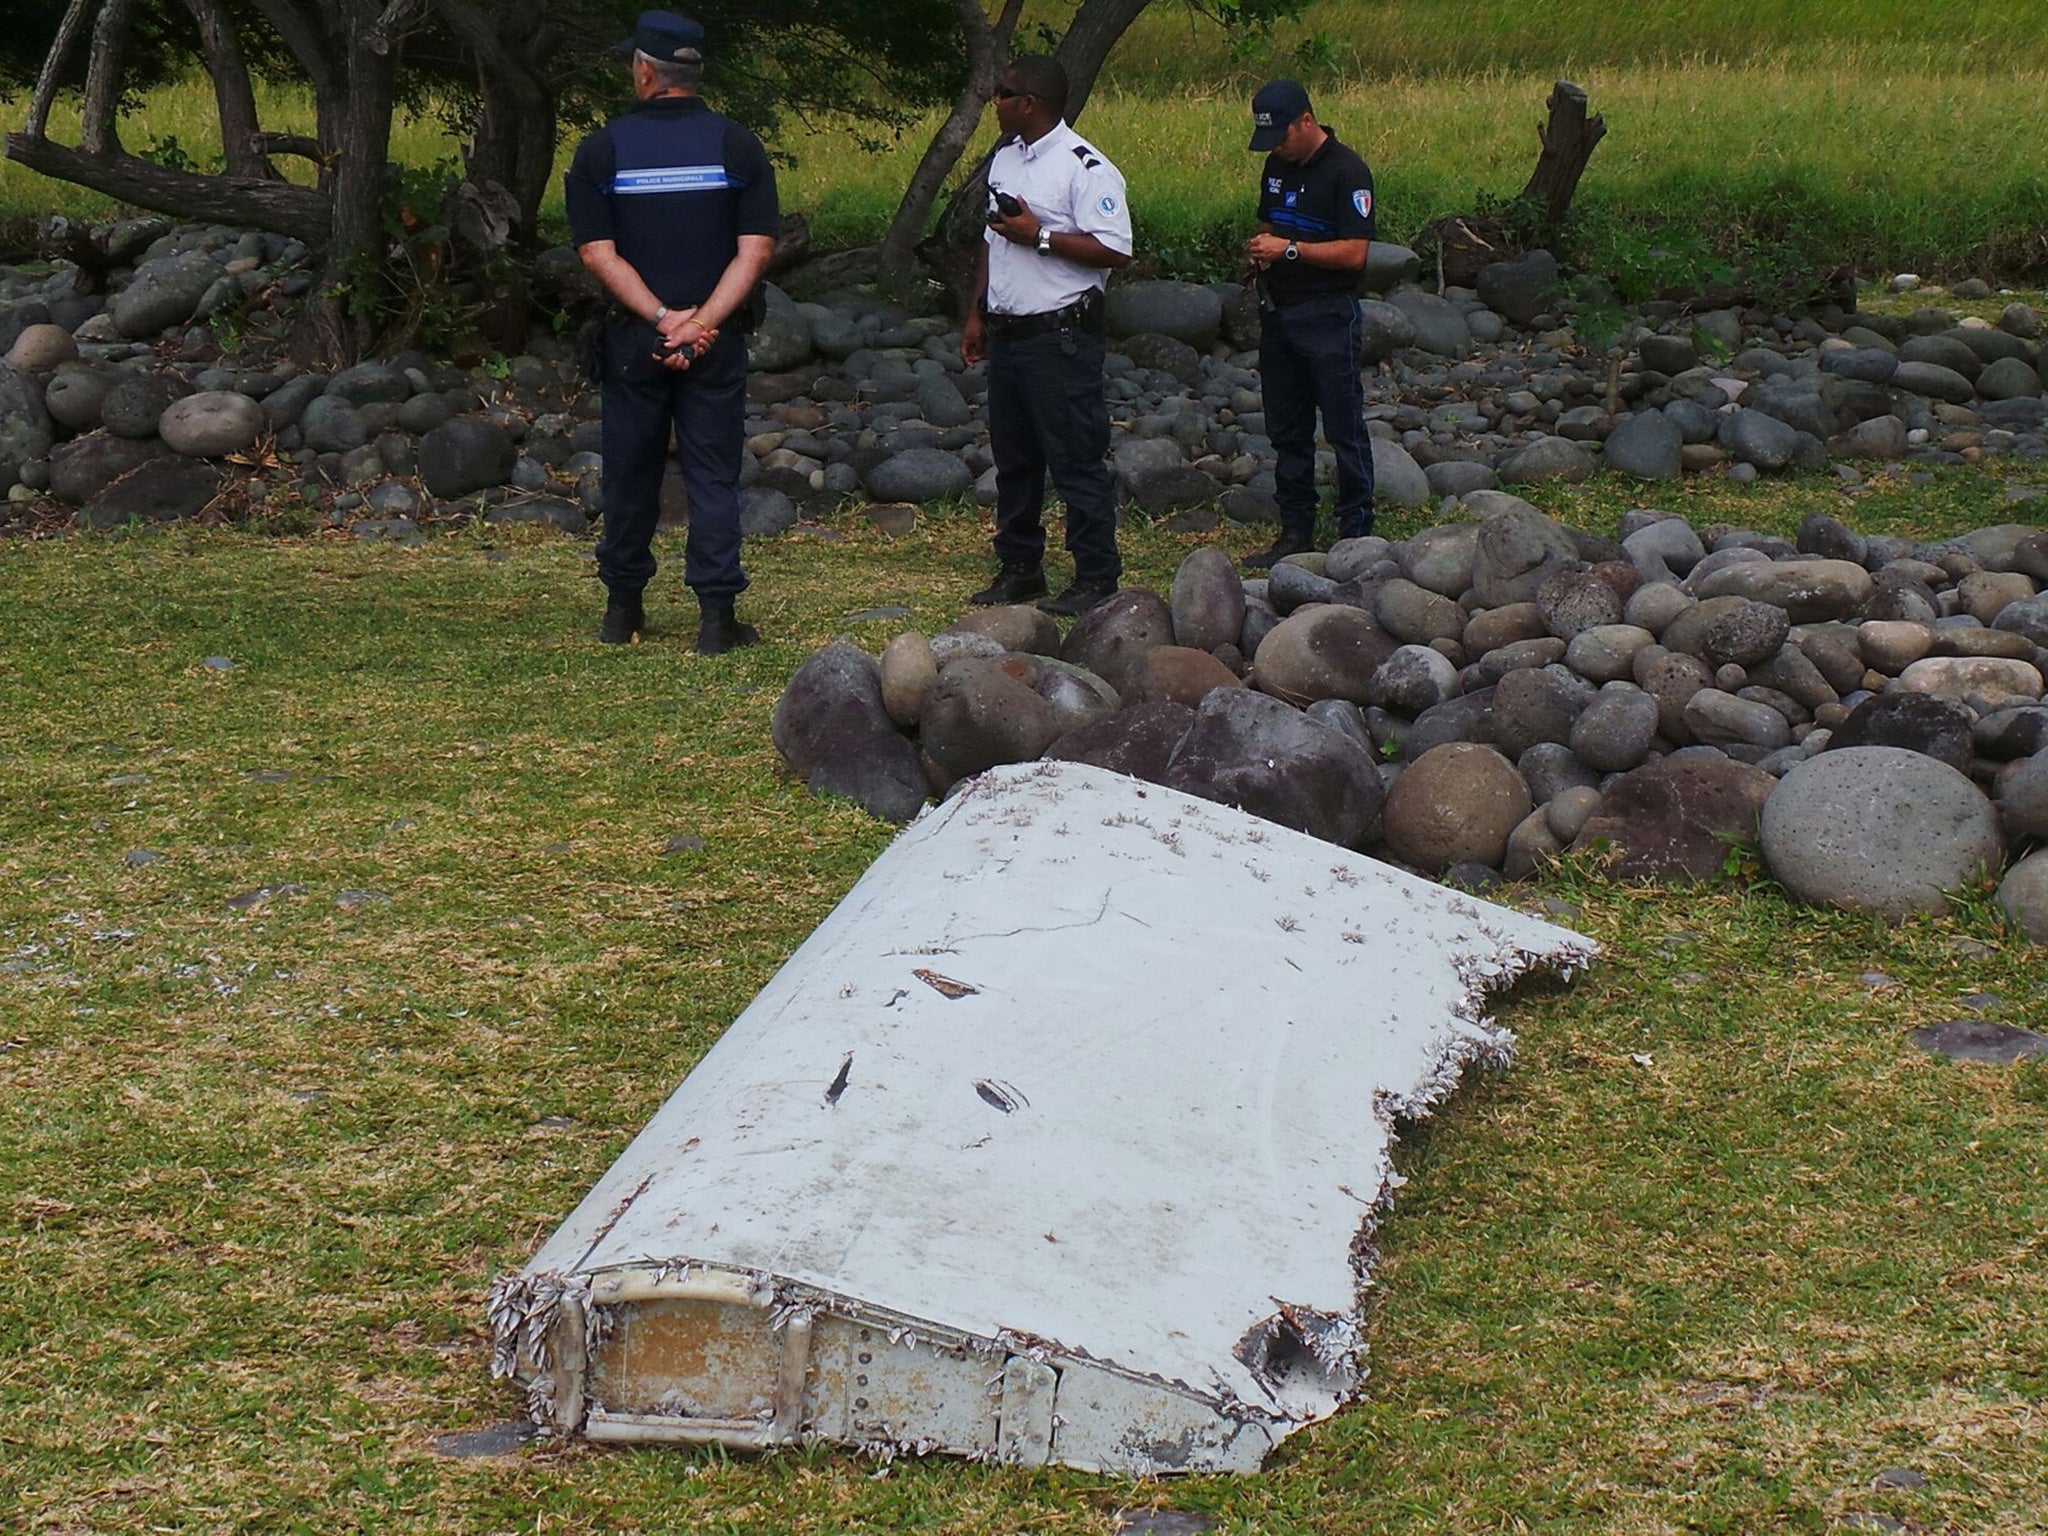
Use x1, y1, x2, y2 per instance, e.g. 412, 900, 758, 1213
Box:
612, 165, 735, 195
1269, 209, 1335, 234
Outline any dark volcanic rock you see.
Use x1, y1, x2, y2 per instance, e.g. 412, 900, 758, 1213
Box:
770, 644, 928, 823
1163, 688, 1384, 848
919, 657, 1062, 783
78, 459, 224, 529
1829, 693, 1976, 773
1170, 547, 1246, 654
1570, 755, 1776, 880
1042, 699, 1195, 785
1062, 588, 1178, 698
418, 418, 517, 499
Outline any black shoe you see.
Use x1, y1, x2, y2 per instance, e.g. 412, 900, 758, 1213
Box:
599, 593, 645, 644
1242, 533, 1316, 571
968, 562, 1048, 606
1037, 579, 1118, 618
695, 609, 761, 656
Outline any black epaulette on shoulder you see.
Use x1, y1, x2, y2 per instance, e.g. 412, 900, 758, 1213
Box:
1070, 142, 1102, 170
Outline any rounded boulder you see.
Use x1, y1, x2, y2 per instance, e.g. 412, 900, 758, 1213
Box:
1252, 605, 1397, 707
1381, 742, 1532, 873
1760, 746, 2003, 920
1169, 546, 1246, 653
920, 657, 1062, 783
158, 391, 265, 458
1062, 587, 1175, 697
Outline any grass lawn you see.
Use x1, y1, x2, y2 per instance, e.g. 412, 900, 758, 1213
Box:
2, 467, 2045, 1532
6, 2, 2047, 280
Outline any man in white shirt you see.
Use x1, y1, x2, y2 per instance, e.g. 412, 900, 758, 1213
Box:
960, 56, 1133, 617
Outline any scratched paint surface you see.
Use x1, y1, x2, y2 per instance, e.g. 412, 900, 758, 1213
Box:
517, 760, 1594, 1447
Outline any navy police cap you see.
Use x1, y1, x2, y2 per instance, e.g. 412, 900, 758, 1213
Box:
1248, 78, 1312, 151
613, 10, 705, 60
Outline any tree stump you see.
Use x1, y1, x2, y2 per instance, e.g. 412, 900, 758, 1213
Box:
1519, 80, 1607, 230
1416, 79, 1606, 289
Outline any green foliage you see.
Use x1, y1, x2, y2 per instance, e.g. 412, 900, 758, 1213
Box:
137, 134, 210, 177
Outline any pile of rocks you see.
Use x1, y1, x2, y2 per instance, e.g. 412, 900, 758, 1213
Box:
6, 221, 2046, 539
772, 498, 2048, 941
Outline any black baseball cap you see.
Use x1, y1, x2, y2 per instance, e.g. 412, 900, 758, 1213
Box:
1249, 78, 1312, 151
613, 10, 705, 60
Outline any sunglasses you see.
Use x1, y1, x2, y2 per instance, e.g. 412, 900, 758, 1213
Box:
993, 87, 1033, 101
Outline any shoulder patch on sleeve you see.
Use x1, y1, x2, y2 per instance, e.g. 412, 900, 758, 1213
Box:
1353, 188, 1372, 219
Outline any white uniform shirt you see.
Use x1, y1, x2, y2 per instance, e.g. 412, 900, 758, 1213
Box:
983, 121, 1132, 318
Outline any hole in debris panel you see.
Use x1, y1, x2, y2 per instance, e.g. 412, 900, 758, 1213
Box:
1233, 1307, 1357, 1408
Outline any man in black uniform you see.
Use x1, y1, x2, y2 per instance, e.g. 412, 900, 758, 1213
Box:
564, 11, 778, 652
1242, 78, 1376, 570
960, 56, 1133, 618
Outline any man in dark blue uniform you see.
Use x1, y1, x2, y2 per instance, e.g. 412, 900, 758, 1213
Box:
1242, 78, 1376, 571
564, 11, 778, 652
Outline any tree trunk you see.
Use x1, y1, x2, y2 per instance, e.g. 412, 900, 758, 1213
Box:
1516, 79, 1606, 235
1052, 0, 1148, 120
248, 0, 347, 191
80, 0, 137, 156
1417, 79, 1607, 286
878, 0, 1023, 276
312, 4, 405, 357
916, 0, 1147, 309
178, 0, 279, 180
434, 0, 558, 239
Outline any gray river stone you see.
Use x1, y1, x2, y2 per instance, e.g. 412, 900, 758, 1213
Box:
1602, 409, 1683, 480
110, 251, 219, 337
1760, 746, 2003, 919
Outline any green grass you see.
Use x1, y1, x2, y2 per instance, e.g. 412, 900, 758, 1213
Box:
5, 3, 2048, 280
1114, 0, 2048, 85
2, 468, 2046, 1532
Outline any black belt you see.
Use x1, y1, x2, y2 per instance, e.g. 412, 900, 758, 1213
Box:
984, 290, 1104, 341
1267, 287, 1354, 311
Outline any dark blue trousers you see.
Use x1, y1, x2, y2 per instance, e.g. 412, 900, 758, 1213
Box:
596, 320, 748, 605
1259, 295, 1374, 541
987, 326, 1121, 587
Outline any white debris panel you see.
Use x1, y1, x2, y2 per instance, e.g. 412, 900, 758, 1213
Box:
493, 759, 1595, 1473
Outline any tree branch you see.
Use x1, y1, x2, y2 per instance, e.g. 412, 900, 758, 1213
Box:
2, 134, 331, 243
177, 0, 279, 180
251, 132, 327, 164
27, 0, 94, 140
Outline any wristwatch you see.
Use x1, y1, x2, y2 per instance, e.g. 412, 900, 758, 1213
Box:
1283, 242, 1300, 262
653, 304, 670, 322
1035, 227, 1054, 256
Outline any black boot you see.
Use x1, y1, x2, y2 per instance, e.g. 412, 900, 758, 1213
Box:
968, 562, 1049, 606
1241, 532, 1316, 571
599, 591, 646, 644
695, 605, 760, 656
1037, 578, 1118, 618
